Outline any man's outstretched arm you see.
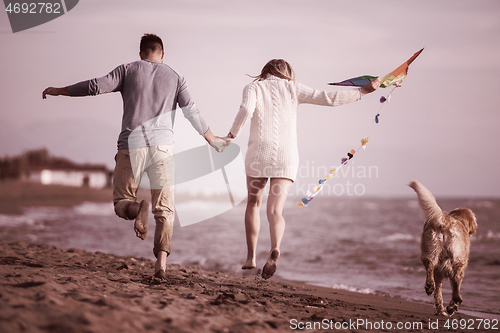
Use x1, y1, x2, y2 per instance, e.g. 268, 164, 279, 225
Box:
43, 65, 125, 100
42, 86, 69, 99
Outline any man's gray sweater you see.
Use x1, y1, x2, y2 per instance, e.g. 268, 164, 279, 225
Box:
68, 60, 209, 149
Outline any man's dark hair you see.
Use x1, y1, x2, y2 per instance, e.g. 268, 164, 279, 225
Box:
140, 34, 164, 54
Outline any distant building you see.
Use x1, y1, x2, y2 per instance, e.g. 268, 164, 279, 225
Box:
25, 166, 111, 189
0, 149, 112, 189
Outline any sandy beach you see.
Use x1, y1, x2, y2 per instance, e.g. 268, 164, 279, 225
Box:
0, 182, 494, 332
1, 239, 485, 333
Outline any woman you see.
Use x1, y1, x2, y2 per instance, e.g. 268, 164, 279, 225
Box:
227, 59, 379, 279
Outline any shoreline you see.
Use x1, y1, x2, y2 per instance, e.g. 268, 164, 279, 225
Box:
304, 281, 500, 322
1, 240, 490, 333
0, 180, 114, 215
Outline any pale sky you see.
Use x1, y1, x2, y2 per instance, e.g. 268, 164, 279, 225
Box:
1, 0, 499, 197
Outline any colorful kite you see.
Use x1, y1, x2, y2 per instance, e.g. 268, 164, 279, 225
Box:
328, 48, 424, 88
298, 48, 424, 207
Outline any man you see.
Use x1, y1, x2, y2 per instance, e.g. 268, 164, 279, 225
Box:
43, 34, 227, 279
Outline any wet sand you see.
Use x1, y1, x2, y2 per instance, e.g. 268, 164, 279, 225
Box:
0, 240, 481, 333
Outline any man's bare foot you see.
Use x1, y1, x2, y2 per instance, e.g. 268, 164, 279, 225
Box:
126, 201, 140, 219
133, 200, 149, 240
154, 251, 168, 279
154, 269, 167, 279
242, 258, 256, 270
262, 249, 280, 279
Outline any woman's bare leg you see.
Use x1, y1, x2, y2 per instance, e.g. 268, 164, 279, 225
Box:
262, 177, 292, 279
242, 176, 268, 269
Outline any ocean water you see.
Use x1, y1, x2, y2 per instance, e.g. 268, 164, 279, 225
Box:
1, 196, 499, 317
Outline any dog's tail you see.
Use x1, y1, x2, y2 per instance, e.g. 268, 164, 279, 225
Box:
408, 180, 443, 224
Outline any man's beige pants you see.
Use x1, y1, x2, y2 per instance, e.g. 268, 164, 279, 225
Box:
113, 145, 175, 258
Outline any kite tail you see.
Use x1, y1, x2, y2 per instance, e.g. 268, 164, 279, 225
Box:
297, 85, 400, 208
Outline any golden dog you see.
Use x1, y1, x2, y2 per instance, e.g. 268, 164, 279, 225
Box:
409, 180, 477, 316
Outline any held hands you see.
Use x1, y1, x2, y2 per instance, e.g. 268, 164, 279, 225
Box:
209, 136, 231, 153
360, 77, 380, 96
221, 132, 235, 143
204, 129, 231, 153
210, 132, 236, 153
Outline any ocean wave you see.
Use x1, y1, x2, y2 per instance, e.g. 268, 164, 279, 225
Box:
381, 233, 419, 242
401, 266, 426, 273
175, 199, 232, 209
484, 230, 500, 240
362, 201, 379, 211
73, 202, 115, 216
468, 200, 495, 209
406, 200, 420, 209
472, 230, 500, 242
0, 214, 37, 227
181, 256, 207, 267
332, 284, 375, 294
178, 256, 239, 273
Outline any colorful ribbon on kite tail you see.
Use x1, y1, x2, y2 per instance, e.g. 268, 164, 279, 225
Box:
297, 85, 399, 208
297, 137, 370, 207
298, 48, 423, 208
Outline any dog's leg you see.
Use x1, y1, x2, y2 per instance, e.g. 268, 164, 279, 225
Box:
422, 257, 436, 295
433, 273, 448, 316
447, 266, 465, 316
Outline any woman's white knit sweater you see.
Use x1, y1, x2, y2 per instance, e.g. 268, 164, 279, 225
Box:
229, 75, 362, 182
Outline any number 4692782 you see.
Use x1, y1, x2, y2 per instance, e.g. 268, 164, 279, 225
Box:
5, 2, 62, 14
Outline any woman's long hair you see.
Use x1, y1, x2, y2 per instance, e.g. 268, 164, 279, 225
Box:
250, 59, 296, 82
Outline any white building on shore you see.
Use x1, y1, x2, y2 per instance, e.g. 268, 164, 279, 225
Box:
26, 168, 110, 189
23, 159, 111, 189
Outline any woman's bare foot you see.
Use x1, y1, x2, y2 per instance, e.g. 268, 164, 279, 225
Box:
241, 258, 256, 270
262, 249, 280, 279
